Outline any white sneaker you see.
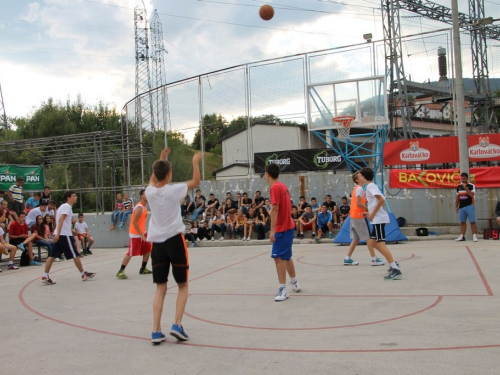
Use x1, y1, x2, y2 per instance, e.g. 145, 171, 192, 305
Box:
211, 237, 215, 241
55, 258, 61, 262
246, 237, 251, 241
274, 287, 289, 302
473, 234, 478, 242
220, 236, 225, 241
290, 279, 301, 292
455, 235, 466, 241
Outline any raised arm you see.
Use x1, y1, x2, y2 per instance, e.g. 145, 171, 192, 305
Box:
187, 152, 205, 191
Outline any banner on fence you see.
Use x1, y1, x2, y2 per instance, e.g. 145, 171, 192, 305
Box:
384, 134, 500, 165
254, 149, 343, 174
0, 165, 45, 191
389, 167, 500, 188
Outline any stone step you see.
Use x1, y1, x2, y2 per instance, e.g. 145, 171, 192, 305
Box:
399, 225, 461, 236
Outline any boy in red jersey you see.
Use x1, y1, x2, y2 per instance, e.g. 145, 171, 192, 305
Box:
265, 163, 301, 302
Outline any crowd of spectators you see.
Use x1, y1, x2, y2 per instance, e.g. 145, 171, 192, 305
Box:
0, 178, 94, 272
180, 190, 350, 244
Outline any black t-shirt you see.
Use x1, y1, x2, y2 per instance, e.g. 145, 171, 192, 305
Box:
195, 195, 206, 208
339, 204, 350, 215
40, 193, 51, 206
253, 197, 265, 207
241, 198, 252, 207
456, 183, 475, 208
246, 212, 256, 222
323, 201, 336, 212
207, 199, 220, 210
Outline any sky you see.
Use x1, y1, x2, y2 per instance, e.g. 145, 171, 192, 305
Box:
0, 0, 499, 125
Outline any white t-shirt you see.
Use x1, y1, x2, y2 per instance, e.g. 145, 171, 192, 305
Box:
145, 183, 187, 243
365, 183, 390, 224
56, 203, 74, 236
0, 227, 4, 237
74, 221, 88, 234
26, 207, 48, 224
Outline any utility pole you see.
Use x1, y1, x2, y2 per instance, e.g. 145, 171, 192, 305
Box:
150, 9, 172, 147
452, 0, 470, 174
0, 78, 8, 139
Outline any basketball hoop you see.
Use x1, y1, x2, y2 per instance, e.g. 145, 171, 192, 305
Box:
332, 115, 355, 140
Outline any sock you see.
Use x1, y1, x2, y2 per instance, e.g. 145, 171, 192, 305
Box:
43, 272, 49, 278
390, 261, 399, 270
291, 277, 297, 283
81, 271, 86, 276
345, 256, 351, 260
300, 232, 303, 235
120, 265, 126, 271
141, 261, 147, 269
372, 257, 377, 261
279, 283, 286, 289
8, 261, 13, 265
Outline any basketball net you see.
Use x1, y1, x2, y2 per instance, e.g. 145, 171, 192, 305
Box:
332, 116, 355, 140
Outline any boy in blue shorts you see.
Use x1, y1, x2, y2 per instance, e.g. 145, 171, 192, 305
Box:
146, 148, 204, 344
265, 163, 301, 302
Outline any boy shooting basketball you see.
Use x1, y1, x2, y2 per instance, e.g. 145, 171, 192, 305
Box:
265, 163, 301, 302
146, 148, 204, 344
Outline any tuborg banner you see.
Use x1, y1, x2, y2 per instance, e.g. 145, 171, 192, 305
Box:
0, 165, 45, 191
254, 149, 344, 174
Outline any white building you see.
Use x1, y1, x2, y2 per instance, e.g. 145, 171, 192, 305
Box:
213, 122, 324, 180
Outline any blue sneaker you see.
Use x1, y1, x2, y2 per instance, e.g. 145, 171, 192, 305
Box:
372, 258, 386, 266
119, 224, 124, 229
17, 243, 26, 252
30, 259, 42, 266
169, 324, 189, 341
343, 258, 359, 266
151, 331, 166, 344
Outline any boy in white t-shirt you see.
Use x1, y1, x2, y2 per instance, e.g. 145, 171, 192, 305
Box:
146, 148, 204, 344
41, 191, 96, 285
74, 213, 95, 255
358, 167, 402, 280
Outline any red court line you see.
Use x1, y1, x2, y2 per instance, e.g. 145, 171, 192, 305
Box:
296, 253, 415, 267
466, 246, 494, 296
184, 296, 443, 330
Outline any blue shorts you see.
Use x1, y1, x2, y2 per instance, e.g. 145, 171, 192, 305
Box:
271, 228, 294, 261
459, 205, 476, 223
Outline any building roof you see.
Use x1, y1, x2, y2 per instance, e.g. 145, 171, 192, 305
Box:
212, 162, 251, 176
221, 122, 307, 142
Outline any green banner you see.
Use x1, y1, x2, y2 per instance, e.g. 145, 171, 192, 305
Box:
0, 165, 45, 191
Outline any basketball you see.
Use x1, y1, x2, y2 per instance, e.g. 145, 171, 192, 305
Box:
259, 4, 274, 21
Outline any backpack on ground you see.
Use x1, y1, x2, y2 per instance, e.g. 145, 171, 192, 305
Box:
20, 250, 30, 267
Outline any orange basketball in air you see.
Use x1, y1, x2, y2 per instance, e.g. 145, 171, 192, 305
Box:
259, 4, 274, 21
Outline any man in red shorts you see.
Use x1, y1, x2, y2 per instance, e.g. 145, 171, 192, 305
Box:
266, 163, 301, 302
116, 189, 152, 279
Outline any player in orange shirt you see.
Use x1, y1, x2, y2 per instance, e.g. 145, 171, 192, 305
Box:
116, 189, 152, 279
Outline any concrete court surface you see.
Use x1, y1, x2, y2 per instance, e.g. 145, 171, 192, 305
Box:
1, 239, 499, 375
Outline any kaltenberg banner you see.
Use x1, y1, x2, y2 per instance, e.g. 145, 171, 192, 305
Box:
383, 134, 500, 165
389, 167, 500, 189
254, 149, 343, 174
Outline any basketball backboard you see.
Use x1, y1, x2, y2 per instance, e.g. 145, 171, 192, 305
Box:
307, 76, 388, 131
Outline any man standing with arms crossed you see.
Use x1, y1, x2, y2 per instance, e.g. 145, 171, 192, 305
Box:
455, 172, 478, 242
146, 148, 204, 344
266, 163, 301, 302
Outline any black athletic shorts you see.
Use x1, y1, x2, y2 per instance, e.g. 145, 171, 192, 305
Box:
370, 223, 386, 242
50, 235, 79, 260
151, 233, 189, 284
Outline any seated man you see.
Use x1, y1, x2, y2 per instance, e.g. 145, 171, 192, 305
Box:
74, 213, 94, 255
316, 203, 334, 242
310, 197, 321, 213
298, 204, 317, 240
26, 201, 49, 228
291, 205, 300, 235
205, 193, 220, 220
0, 199, 16, 235
323, 195, 339, 228
338, 196, 350, 225
297, 196, 308, 215
181, 194, 194, 218
8, 212, 41, 266
210, 209, 226, 241
26, 192, 42, 211
0, 226, 18, 270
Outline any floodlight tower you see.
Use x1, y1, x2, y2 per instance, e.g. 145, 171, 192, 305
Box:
134, 0, 155, 134
150, 9, 172, 144
0, 79, 8, 139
